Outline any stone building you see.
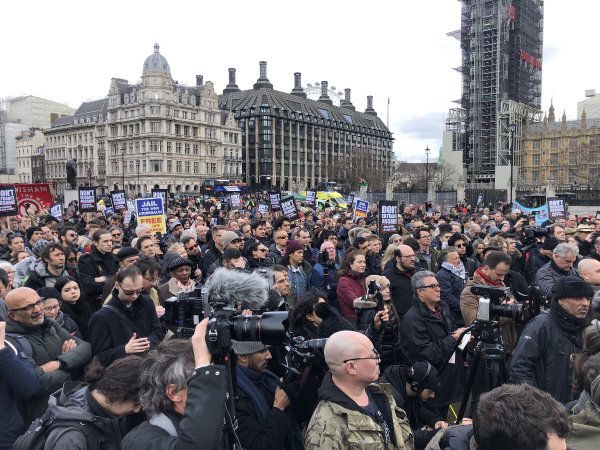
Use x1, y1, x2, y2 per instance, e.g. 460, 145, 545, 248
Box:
106, 44, 240, 195
15, 128, 45, 183
219, 63, 393, 191
43, 99, 108, 197
520, 103, 600, 189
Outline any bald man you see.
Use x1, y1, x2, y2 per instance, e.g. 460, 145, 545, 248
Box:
4, 287, 91, 423
383, 244, 420, 317
578, 258, 600, 292
305, 330, 414, 449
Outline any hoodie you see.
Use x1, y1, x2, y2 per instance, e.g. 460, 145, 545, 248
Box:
23, 260, 68, 291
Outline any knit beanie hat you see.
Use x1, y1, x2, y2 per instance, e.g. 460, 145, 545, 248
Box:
285, 240, 304, 256
552, 275, 594, 302
542, 237, 560, 251
410, 361, 441, 392
231, 340, 269, 355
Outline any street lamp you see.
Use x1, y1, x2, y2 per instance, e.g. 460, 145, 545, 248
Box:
120, 146, 125, 190
425, 145, 430, 190
509, 123, 516, 206
136, 160, 140, 195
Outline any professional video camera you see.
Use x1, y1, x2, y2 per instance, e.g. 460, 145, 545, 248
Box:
521, 225, 550, 248
282, 335, 327, 383
515, 284, 547, 318
163, 287, 207, 338
471, 285, 522, 322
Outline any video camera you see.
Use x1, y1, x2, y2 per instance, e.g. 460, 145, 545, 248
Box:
521, 225, 550, 247
163, 287, 207, 338
367, 279, 385, 312
471, 285, 522, 323
283, 335, 327, 383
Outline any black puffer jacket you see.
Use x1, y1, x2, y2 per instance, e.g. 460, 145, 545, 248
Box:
510, 301, 588, 403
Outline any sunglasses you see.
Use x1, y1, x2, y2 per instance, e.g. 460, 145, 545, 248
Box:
121, 288, 143, 296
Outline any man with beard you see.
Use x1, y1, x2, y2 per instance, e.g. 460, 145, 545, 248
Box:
4, 287, 91, 424
383, 244, 419, 318
511, 275, 593, 403
305, 330, 415, 449
24, 243, 69, 291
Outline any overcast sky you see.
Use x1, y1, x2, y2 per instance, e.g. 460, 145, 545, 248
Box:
1, 1, 595, 163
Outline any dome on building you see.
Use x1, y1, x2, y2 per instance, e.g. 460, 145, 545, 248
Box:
143, 43, 171, 76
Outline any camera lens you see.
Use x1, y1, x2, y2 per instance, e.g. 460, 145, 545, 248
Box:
231, 311, 289, 345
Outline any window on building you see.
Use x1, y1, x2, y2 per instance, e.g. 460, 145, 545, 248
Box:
185, 143, 190, 154
176, 161, 182, 172
550, 153, 558, 164
167, 161, 172, 172
150, 121, 160, 132
167, 142, 172, 153
532, 154, 541, 166
151, 160, 162, 172
193, 144, 199, 155
551, 139, 559, 149
194, 162, 199, 173
176, 143, 182, 153
185, 162, 190, 173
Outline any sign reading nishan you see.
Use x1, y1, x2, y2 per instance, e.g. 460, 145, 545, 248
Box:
136, 197, 166, 234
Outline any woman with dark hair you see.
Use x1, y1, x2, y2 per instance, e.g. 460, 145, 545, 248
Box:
63, 247, 80, 279
336, 249, 367, 322
39, 286, 81, 338
54, 276, 91, 339
246, 241, 273, 270
40, 356, 143, 449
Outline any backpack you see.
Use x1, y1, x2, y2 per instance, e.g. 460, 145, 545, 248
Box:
12, 409, 100, 450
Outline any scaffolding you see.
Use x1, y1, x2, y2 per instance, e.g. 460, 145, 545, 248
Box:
445, 107, 467, 153
460, 0, 543, 187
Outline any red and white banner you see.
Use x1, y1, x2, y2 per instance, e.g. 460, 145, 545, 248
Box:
14, 183, 52, 216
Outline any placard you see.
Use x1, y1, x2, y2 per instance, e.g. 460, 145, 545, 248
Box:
280, 195, 299, 221
269, 191, 281, 211
230, 193, 241, 208
547, 197, 565, 220
353, 199, 369, 221
0, 185, 18, 216
151, 189, 168, 206
50, 202, 63, 221
15, 183, 52, 216
135, 197, 166, 234
78, 187, 97, 213
513, 200, 548, 226
127, 200, 136, 212
379, 201, 398, 235
104, 207, 114, 217
258, 203, 269, 214
596, 211, 600, 220
110, 190, 127, 212
347, 194, 355, 212
123, 210, 133, 225
305, 190, 316, 206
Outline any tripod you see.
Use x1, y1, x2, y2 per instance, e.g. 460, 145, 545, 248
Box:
454, 320, 507, 424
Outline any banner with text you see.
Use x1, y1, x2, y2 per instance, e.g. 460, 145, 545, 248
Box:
280, 195, 299, 221
378, 201, 398, 235
151, 189, 168, 206
547, 197, 566, 220
269, 191, 281, 211
50, 203, 63, 221
347, 194, 355, 212
110, 190, 127, 212
258, 203, 270, 214
136, 197, 166, 234
15, 183, 52, 216
78, 187, 97, 213
0, 185, 18, 216
305, 191, 316, 206
230, 193, 241, 209
353, 199, 369, 221
513, 200, 549, 226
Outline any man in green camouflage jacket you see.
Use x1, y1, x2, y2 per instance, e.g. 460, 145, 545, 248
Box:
304, 330, 414, 450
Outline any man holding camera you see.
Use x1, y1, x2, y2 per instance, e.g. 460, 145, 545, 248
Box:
310, 241, 339, 303
511, 275, 592, 403
122, 319, 227, 450
233, 340, 302, 450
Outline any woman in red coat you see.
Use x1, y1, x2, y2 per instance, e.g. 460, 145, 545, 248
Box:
336, 249, 367, 323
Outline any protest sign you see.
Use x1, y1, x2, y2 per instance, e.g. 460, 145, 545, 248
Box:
513, 200, 549, 226
15, 183, 52, 216
547, 197, 566, 220
379, 201, 398, 235
353, 199, 369, 221
0, 185, 18, 216
230, 193, 241, 208
258, 203, 269, 214
305, 191, 316, 206
78, 187, 97, 213
127, 200, 136, 212
123, 210, 133, 225
110, 190, 127, 212
269, 191, 281, 211
347, 194, 355, 212
136, 197, 166, 234
280, 196, 299, 221
151, 189, 168, 206
50, 202, 63, 221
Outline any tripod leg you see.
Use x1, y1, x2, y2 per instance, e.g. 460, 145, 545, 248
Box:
456, 349, 481, 425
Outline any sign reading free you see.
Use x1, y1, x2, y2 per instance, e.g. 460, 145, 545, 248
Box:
135, 197, 166, 234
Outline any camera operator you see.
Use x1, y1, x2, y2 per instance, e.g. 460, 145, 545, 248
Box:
511, 275, 592, 403
122, 319, 227, 450
310, 241, 339, 304
233, 340, 303, 450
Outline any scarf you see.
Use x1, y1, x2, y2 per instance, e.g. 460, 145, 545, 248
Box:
550, 301, 588, 342
442, 261, 466, 280
236, 365, 279, 423
474, 267, 504, 286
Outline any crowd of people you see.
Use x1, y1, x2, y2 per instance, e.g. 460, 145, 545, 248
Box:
1, 194, 600, 449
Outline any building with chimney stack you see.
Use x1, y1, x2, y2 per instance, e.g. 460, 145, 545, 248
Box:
219, 62, 393, 191
105, 44, 241, 196
444, 0, 544, 190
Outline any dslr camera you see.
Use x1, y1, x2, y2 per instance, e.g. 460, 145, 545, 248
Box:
471, 285, 522, 323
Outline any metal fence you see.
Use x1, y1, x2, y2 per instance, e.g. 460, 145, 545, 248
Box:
464, 189, 507, 208
356, 191, 457, 212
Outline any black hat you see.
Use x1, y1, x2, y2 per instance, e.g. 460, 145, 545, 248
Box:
37, 286, 61, 300
167, 256, 193, 272
542, 237, 560, 251
26, 226, 42, 241
410, 361, 440, 392
552, 275, 594, 301
116, 247, 140, 261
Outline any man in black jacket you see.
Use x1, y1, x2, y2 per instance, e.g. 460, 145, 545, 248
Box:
233, 340, 302, 450
401, 271, 467, 420
78, 229, 119, 310
383, 244, 418, 317
122, 320, 227, 450
88, 266, 164, 366
24, 242, 68, 291
510, 275, 592, 404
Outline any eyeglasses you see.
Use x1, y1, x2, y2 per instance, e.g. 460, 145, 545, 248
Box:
121, 288, 143, 296
43, 304, 61, 312
400, 254, 416, 259
418, 283, 441, 290
343, 348, 381, 363
143, 276, 159, 284
111, 233, 122, 237
186, 245, 198, 251
67, 258, 78, 263
276, 236, 288, 240
9, 298, 44, 313
257, 248, 268, 252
